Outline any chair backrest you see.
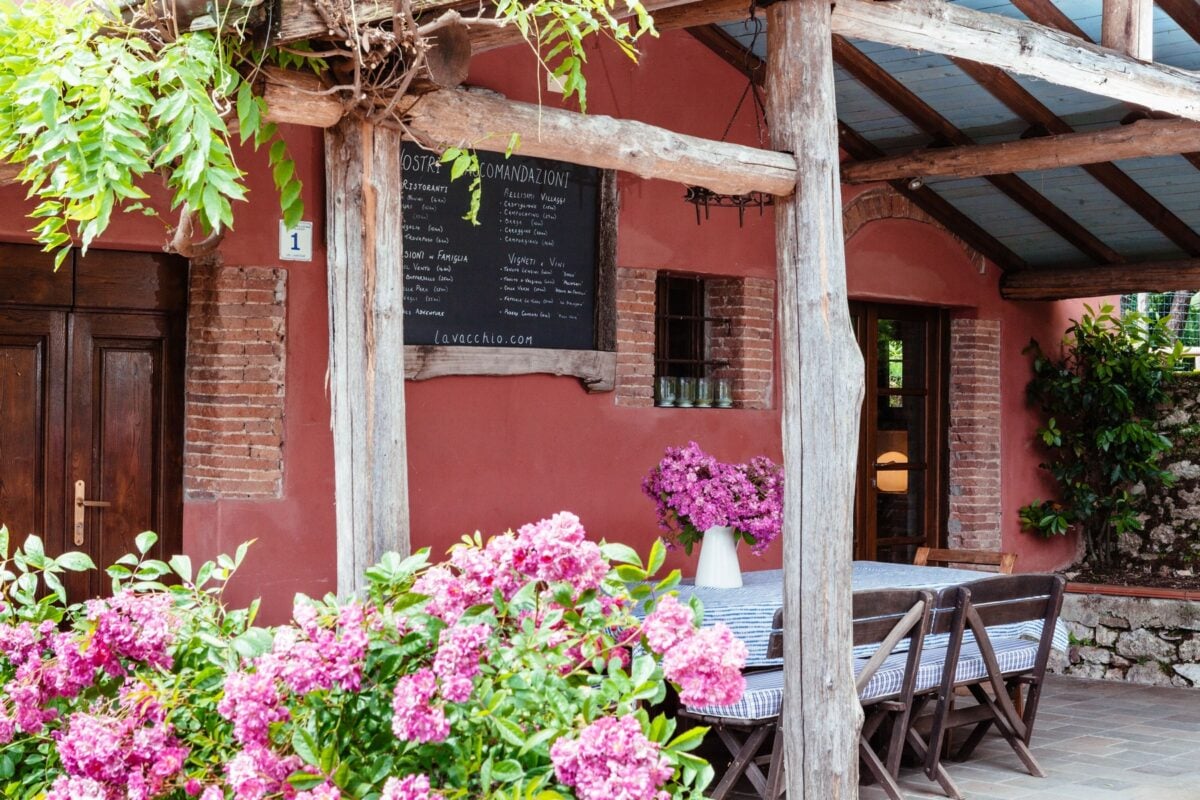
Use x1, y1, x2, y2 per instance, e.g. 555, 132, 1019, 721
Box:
925, 573, 1065, 765
850, 589, 934, 703
914, 547, 1017, 574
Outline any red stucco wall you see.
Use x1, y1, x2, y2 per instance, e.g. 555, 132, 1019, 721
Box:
0, 30, 1095, 618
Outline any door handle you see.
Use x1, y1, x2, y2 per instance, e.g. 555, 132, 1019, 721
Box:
73, 480, 111, 546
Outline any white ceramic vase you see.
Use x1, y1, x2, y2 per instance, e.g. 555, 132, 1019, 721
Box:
694, 525, 743, 588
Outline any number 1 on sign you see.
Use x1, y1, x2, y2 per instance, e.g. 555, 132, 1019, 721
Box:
279, 221, 313, 262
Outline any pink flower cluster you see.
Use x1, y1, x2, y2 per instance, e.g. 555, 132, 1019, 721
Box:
213, 599, 370, 800
642, 442, 784, 555
0, 591, 177, 738
392, 668, 449, 743
642, 595, 747, 707
432, 623, 489, 703
381, 774, 437, 800
46, 682, 188, 800
550, 715, 673, 800
413, 512, 608, 625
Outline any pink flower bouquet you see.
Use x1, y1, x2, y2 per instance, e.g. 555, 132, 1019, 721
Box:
642, 442, 784, 555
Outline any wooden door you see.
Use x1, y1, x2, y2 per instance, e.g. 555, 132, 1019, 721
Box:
66, 312, 184, 597
0, 247, 185, 598
0, 309, 67, 546
851, 303, 948, 563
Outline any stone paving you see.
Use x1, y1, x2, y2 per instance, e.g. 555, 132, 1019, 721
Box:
728, 674, 1200, 799
859, 674, 1200, 799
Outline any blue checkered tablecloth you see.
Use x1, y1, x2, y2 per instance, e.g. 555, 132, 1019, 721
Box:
657, 562, 1069, 667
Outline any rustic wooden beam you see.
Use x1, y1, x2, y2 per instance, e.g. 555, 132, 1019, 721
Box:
262, 71, 799, 196
832, 0, 1200, 122
1001, 259, 1200, 299
945, 7, 1200, 258
842, 118, 1200, 182
832, 36, 1122, 265
1157, 0, 1200, 44
837, 122, 1027, 271
404, 346, 616, 390
325, 118, 411, 593
1103, 0, 1154, 59
766, 1, 862, 796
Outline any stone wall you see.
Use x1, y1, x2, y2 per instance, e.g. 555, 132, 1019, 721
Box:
1053, 592, 1200, 687
1125, 373, 1200, 574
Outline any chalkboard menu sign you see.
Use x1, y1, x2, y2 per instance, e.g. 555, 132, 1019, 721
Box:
401, 143, 601, 350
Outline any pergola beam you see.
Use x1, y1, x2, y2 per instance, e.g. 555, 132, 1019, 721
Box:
832, 36, 1122, 265
832, 0, 1200, 122
260, 69, 799, 196
1001, 259, 1200, 300
842, 118, 1200, 183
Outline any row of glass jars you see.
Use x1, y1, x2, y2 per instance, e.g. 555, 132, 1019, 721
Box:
656, 376, 734, 408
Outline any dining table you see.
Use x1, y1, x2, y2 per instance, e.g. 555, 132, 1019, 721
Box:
664, 562, 1070, 667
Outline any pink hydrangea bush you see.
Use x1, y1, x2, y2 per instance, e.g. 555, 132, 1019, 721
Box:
643, 442, 784, 555
0, 515, 746, 799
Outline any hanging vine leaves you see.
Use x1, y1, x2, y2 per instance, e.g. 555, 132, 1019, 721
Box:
0, 0, 654, 257
0, 0, 304, 265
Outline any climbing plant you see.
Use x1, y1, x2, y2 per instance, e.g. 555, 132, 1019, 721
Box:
1020, 304, 1181, 568
0, 0, 655, 263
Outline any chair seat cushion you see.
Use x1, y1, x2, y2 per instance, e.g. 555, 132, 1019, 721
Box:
858, 636, 1041, 702
684, 636, 1040, 719
685, 668, 784, 721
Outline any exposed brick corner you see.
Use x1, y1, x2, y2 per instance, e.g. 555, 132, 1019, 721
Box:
947, 317, 1002, 551
184, 256, 287, 500
707, 277, 775, 410
614, 267, 656, 408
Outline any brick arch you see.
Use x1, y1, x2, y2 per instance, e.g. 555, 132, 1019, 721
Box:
842, 186, 986, 273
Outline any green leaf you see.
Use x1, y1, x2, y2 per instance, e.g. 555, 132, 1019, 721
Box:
55, 551, 95, 572
491, 759, 525, 783
135, 530, 157, 555
169, 554, 192, 583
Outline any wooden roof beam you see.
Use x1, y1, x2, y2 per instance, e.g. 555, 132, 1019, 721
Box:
1001, 259, 1200, 300
837, 121, 1027, 271
259, 69, 798, 196
686, 24, 1026, 271
842, 118, 1200, 183
1156, 0, 1200, 45
832, 36, 1122, 265
832, 0, 1200, 122
971, 3, 1200, 255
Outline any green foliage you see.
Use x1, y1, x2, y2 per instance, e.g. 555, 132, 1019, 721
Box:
0, 0, 304, 264
1020, 304, 1182, 567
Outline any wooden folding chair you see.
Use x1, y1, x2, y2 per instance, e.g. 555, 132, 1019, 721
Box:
678, 610, 785, 799
848, 588, 935, 800
914, 547, 1017, 574
924, 575, 1066, 782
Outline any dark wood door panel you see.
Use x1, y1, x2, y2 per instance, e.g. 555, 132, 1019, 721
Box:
67, 312, 183, 596
0, 310, 66, 542
75, 250, 187, 313
0, 246, 72, 307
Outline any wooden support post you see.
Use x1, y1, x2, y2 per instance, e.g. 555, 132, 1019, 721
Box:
766, 0, 864, 796
324, 118, 412, 594
1103, 0, 1154, 60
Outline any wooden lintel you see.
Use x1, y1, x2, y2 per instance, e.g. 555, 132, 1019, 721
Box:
1102, 0, 1153, 60
1001, 260, 1200, 300
832, 0, 1200, 122
261, 71, 799, 196
0, 163, 17, 184
842, 118, 1200, 183
404, 346, 617, 392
